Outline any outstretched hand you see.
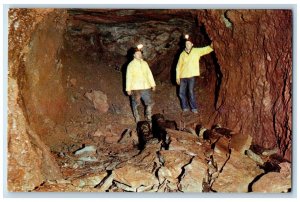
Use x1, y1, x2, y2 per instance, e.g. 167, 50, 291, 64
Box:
210, 42, 214, 49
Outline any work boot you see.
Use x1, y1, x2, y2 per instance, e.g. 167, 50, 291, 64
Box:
192, 109, 198, 114
183, 108, 189, 112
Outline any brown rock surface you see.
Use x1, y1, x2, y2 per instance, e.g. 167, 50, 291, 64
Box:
85, 90, 109, 113
212, 150, 263, 192
198, 10, 292, 160
252, 162, 291, 193
157, 150, 193, 183
167, 128, 209, 155
8, 78, 62, 191
179, 157, 207, 192
114, 165, 159, 191
71, 171, 107, 188
66, 9, 196, 81
8, 9, 65, 191
9, 9, 70, 149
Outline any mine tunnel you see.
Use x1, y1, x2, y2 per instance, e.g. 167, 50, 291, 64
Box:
8, 9, 292, 192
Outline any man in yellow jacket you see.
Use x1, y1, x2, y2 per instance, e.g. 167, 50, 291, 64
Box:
126, 44, 156, 122
176, 35, 214, 113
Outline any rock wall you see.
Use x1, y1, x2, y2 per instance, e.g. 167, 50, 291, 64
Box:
198, 10, 292, 160
8, 9, 66, 191
65, 9, 197, 81
10, 8, 71, 149
8, 78, 63, 191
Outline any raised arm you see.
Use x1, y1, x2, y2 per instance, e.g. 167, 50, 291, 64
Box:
195, 45, 214, 57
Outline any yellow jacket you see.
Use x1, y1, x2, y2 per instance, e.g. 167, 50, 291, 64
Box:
126, 58, 156, 91
176, 46, 213, 82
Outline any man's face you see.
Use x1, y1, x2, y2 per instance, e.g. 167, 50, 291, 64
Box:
185, 41, 193, 51
134, 51, 143, 59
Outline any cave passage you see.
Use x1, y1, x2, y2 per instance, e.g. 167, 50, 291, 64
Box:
8, 9, 292, 192
22, 9, 221, 151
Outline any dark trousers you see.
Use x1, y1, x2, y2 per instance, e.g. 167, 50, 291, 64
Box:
179, 77, 197, 110
130, 89, 154, 120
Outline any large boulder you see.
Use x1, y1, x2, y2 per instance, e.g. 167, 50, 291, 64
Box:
114, 165, 159, 191
252, 162, 291, 193
85, 90, 109, 113
212, 151, 263, 192
179, 156, 207, 192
